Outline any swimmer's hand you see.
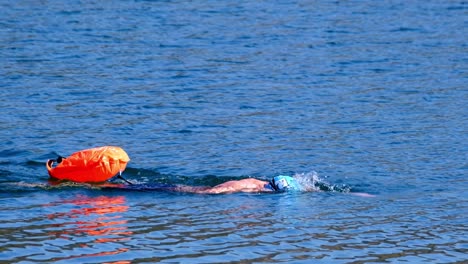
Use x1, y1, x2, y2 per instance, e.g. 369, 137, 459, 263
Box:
351, 192, 376, 198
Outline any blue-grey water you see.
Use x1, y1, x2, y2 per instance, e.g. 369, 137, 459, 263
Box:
1, 0, 467, 263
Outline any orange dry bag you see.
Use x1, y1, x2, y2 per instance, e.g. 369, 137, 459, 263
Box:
46, 146, 130, 183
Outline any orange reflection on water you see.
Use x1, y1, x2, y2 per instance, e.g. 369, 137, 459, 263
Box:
46, 195, 133, 262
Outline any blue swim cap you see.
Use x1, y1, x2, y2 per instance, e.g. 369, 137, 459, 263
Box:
271, 175, 301, 191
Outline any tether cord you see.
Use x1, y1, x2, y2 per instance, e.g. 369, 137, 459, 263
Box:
117, 172, 133, 185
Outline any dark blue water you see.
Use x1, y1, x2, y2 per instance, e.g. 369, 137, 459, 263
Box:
1, 0, 467, 263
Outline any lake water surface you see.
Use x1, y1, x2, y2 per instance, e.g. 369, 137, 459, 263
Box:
0, 0, 467, 263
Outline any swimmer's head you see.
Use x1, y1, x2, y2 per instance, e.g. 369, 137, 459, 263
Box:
271, 175, 301, 192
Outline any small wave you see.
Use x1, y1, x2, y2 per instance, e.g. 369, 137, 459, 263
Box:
293, 171, 351, 193
6, 181, 103, 191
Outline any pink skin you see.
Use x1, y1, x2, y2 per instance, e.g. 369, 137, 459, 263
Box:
350, 192, 376, 198
174, 178, 272, 194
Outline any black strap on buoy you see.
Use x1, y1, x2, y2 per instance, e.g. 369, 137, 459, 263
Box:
47, 156, 66, 169
56, 156, 65, 163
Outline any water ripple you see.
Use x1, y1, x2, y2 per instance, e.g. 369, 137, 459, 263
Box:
0, 0, 466, 262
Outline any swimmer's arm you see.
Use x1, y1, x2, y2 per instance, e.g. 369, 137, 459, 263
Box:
185, 179, 272, 194
350, 192, 376, 198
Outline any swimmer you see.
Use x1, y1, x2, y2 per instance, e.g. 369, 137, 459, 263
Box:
106, 175, 375, 197
176, 175, 303, 194
106, 175, 305, 194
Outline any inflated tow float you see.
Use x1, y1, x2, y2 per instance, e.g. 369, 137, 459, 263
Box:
46, 146, 130, 183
